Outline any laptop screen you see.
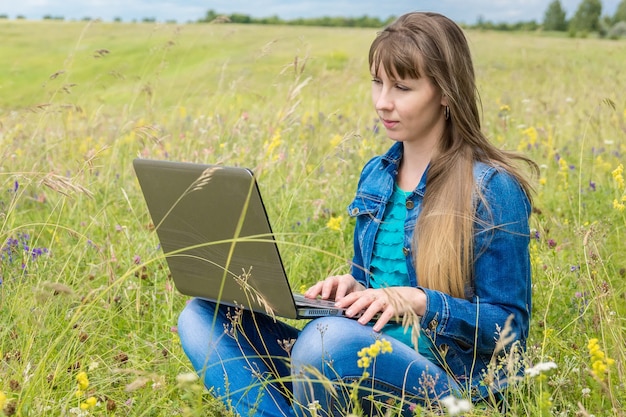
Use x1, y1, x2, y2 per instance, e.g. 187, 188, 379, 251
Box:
133, 159, 299, 319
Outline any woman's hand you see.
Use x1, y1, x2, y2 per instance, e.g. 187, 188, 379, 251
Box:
304, 274, 366, 302
336, 287, 427, 332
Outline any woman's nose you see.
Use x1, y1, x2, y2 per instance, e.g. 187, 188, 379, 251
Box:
375, 89, 393, 111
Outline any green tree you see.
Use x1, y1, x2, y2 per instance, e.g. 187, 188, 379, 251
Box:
614, 0, 626, 23
229, 13, 251, 24
570, 0, 602, 33
201, 9, 218, 22
543, 0, 568, 31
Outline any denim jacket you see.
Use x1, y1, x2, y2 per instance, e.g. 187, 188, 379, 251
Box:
347, 142, 532, 398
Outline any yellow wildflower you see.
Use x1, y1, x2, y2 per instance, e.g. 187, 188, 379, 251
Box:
357, 338, 393, 369
326, 216, 343, 231
76, 371, 89, 391
380, 339, 393, 353
522, 126, 538, 146
612, 164, 624, 190
613, 199, 625, 212
539, 177, 547, 186
80, 396, 97, 410
367, 343, 381, 357
330, 134, 343, 148
587, 338, 614, 380
265, 128, 282, 159
357, 356, 371, 369
0, 390, 7, 410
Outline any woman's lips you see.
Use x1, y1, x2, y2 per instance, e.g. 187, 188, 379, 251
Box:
382, 119, 398, 129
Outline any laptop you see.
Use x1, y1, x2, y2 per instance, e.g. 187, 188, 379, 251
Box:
133, 158, 348, 320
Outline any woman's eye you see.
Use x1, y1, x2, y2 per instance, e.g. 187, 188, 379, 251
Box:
395, 84, 409, 91
371, 78, 382, 84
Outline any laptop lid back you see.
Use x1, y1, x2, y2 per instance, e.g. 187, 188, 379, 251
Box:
133, 159, 299, 319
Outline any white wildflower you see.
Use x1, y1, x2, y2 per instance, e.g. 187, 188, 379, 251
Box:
525, 361, 558, 377
440, 395, 472, 416
69, 407, 89, 417
176, 372, 199, 384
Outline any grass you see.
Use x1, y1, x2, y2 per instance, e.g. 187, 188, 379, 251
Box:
0, 19, 625, 416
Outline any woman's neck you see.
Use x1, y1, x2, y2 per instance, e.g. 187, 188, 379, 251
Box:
396, 141, 435, 191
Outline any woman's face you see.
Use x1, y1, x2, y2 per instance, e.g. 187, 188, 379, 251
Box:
371, 64, 446, 147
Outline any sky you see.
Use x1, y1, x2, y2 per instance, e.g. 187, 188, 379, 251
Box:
1, 0, 621, 24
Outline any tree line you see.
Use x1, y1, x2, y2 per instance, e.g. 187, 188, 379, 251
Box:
199, 10, 395, 28
199, 0, 626, 38
474, 0, 626, 39
537, 0, 625, 38
1, 0, 625, 38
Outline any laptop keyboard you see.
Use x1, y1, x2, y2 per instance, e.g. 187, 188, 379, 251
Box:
293, 293, 338, 308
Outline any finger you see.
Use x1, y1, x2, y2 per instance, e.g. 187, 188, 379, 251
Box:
345, 291, 379, 318
356, 297, 389, 325
335, 290, 361, 309
320, 276, 340, 300
334, 275, 355, 300
371, 308, 395, 332
304, 281, 324, 298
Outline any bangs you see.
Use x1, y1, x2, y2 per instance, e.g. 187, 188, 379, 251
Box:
369, 32, 424, 80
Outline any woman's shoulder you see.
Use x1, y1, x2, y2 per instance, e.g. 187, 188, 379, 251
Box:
473, 161, 523, 191
472, 161, 531, 214
359, 155, 385, 177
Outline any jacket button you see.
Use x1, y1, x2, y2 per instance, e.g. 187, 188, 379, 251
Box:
351, 207, 359, 215
438, 344, 449, 357
405, 200, 414, 209
402, 247, 410, 256
429, 319, 438, 330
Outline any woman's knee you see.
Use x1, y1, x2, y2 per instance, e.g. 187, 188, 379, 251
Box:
177, 299, 226, 357
178, 299, 210, 337
292, 317, 372, 371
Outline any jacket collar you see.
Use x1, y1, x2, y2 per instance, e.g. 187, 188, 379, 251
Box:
380, 142, 404, 168
381, 142, 429, 195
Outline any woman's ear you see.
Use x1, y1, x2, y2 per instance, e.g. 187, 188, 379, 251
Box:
441, 94, 449, 107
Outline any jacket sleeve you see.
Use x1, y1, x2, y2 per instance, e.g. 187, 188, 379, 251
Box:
350, 222, 367, 286
347, 156, 381, 287
418, 168, 532, 354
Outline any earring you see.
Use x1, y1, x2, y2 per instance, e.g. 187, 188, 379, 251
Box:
444, 105, 450, 120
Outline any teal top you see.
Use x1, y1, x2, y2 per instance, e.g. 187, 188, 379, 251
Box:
369, 183, 436, 361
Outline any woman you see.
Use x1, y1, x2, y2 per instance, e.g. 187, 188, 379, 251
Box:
178, 12, 536, 417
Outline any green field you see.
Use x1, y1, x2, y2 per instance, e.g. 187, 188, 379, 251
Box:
0, 20, 625, 416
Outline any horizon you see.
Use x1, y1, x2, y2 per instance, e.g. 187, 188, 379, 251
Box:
1, 0, 621, 25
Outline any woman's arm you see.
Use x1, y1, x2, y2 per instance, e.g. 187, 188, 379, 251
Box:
418, 168, 532, 353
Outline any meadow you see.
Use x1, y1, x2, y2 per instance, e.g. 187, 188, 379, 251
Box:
0, 19, 625, 416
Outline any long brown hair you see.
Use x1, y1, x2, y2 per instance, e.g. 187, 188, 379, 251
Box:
369, 12, 537, 298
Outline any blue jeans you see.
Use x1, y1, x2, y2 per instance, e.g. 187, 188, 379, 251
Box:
178, 299, 461, 417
